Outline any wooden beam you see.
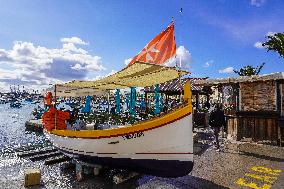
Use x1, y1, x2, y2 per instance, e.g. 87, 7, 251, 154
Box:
276, 81, 281, 114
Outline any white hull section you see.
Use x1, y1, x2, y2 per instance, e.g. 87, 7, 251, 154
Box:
45, 114, 193, 162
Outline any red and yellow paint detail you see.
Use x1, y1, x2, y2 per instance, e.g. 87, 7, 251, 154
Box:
235, 166, 282, 189
49, 102, 192, 139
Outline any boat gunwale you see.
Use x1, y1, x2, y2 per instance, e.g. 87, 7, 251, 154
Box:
48, 103, 192, 139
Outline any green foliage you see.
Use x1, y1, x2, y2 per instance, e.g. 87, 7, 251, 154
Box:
233, 63, 265, 76
262, 33, 284, 58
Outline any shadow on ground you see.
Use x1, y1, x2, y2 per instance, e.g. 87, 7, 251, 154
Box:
193, 127, 215, 156
223, 149, 284, 162
137, 175, 229, 189
55, 165, 229, 189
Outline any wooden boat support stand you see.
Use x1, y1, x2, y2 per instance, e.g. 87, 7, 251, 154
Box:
72, 160, 139, 183
44, 81, 194, 178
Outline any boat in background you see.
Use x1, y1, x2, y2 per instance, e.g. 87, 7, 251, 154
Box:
10, 100, 22, 108
0, 97, 7, 104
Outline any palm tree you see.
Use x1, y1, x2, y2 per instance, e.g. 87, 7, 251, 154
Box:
262, 33, 284, 58
234, 63, 265, 76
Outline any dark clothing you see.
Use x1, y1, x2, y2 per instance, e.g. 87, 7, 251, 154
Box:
212, 127, 221, 148
209, 109, 226, 150
209, 109, 226, 128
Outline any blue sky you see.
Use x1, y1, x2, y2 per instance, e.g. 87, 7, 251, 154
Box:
0, 0, 283, 91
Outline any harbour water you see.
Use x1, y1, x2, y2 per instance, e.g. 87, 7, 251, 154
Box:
0, 103, 145, 188
0, 103, 47, 150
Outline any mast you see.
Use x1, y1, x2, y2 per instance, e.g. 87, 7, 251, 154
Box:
175, 8, 185, 103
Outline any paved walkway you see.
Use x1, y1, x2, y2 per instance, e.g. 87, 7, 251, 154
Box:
0, 127, 283, 189
137, 127, 284, 189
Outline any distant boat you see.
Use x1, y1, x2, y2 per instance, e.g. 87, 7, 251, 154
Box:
10, 100, 22, 108
24, 97, 33, 102
0, 97, 7, 104
31, 100, 40, 104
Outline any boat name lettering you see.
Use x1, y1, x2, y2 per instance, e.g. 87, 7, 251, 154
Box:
122, 132, 144, 140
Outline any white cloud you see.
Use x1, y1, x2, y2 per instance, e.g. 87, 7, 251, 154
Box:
254, 31, 277, 49
219, 67, 234, 74
266, 31, 276, 37
165, 46, 192, 70
203, 60, 213, 68
250, 0, 266, 7
71, 63, 84, 70
124, 58, 132, 65
0, 38, 105, 91
125, 46, 192, 70
62, 42, 87, 54
86, 70, 117, 81
254, 41, 264, 49
60, 37, 88, 45
0, 68, 18, 80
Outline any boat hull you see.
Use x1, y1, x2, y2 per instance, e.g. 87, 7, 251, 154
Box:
45, 111, 193, 177
58, 148, 193, 177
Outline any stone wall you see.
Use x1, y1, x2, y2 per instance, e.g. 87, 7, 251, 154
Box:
240, 81, 276, 111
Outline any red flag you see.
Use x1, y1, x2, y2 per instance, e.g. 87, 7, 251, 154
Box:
129, 23, 176, 66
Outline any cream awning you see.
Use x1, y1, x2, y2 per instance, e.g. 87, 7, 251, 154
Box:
58, 62, 189, 90
56, 87, 108, 97
46, 86, 108, 97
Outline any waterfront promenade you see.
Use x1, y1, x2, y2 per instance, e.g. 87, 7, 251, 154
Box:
0, 125, 283, 189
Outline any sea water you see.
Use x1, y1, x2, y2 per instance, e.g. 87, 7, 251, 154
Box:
0, 103, 47, 150
0, 103, 139, 189
0, 103, 76, 188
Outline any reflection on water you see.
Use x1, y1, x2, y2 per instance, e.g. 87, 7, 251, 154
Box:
0, 103, 47, 150
0, 104, 139, 189
0, 104, 76, 188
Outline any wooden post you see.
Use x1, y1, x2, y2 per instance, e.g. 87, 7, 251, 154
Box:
206, 94, 210, 104
276, 81, 282, 146
234, 83, 240, 112
145, 92, 148, 110
76, 162, 83, 181
107, 91, 110, 114
196, 93, 199, 110
276, 81, 281, 114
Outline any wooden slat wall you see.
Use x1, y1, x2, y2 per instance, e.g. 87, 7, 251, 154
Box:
226, 115, 278, 144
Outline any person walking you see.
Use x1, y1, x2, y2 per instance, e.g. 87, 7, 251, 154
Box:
209, 104, 226, 150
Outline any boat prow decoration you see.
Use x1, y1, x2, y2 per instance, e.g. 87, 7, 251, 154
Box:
42, 107, 70, 131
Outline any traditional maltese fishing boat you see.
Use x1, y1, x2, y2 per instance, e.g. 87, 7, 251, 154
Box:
43, 22, 194, 177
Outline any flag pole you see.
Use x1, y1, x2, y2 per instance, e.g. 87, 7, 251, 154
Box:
177, 8, 184, 103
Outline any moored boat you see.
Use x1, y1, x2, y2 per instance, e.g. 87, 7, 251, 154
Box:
43, 22, 194, 177
10, 100, 22, 108
44, 81, 193, 177
0, 97, 7, 104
